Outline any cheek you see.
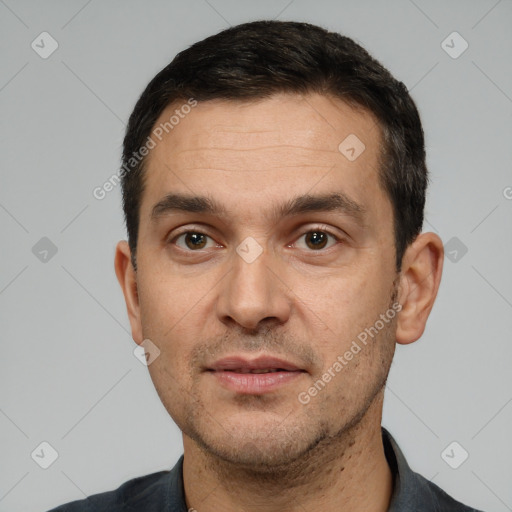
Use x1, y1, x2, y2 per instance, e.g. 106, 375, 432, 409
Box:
299, 268, 387, 335
137, 274, 203, 371
138, 264, 194, 321
145, 356, 195, 434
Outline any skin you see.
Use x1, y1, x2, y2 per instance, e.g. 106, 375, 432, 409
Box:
115, 92, 444, 512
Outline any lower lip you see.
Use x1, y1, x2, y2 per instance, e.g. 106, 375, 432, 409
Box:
209, 370, 305, 394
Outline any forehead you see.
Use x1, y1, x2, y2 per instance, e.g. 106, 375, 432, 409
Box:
140, 93, 389, 225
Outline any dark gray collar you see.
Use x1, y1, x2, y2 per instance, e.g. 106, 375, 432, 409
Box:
382, 426, 481, 511
166, 427, 481, 511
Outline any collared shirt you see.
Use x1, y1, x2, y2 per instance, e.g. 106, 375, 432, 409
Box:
47, 427, 484, 511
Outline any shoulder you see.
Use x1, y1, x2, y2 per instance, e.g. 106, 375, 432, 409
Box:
46, 469, 171, 512
382, 427, 485, 511
413, 471, 485, 511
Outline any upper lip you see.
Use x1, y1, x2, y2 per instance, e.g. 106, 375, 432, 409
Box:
207, 355, 305, 372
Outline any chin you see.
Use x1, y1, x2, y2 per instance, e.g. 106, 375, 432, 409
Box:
188, 416, 330, 472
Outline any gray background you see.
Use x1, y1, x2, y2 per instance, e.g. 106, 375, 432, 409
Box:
1, 1, 511, 511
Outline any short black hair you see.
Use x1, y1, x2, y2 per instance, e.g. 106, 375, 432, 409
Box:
122, 20, 428, 272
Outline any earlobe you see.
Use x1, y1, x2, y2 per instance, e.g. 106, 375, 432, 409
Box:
114, 240, 143, 344
395, 232, 444, 345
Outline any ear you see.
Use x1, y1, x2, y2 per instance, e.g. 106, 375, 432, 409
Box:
396, 232, 444, 345
114, 240, 143, 344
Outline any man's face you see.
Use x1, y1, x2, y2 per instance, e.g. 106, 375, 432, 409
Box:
132, 93, 399, 468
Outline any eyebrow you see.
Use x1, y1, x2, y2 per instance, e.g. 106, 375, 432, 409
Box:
151, 192, 367, 225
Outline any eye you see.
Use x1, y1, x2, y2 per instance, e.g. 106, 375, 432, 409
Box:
173, 231, 218, 251
293, 227, 340, 251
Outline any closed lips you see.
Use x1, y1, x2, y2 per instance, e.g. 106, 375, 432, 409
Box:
207, 356, 306, 373
221, 368, 298, 373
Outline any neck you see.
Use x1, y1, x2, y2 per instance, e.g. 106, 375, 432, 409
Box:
182, 390, 393, 512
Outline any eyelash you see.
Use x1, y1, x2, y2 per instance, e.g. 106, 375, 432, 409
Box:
169, 225, 342, 252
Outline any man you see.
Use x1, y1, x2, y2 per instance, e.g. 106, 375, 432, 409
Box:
49, 20, 484, 512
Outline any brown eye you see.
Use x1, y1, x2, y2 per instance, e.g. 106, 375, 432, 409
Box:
175, 232, 213, 250
295, 229, 338, 251
305, 231, 328, 250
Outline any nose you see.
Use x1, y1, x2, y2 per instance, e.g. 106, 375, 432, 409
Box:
216, 244, 291, 331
